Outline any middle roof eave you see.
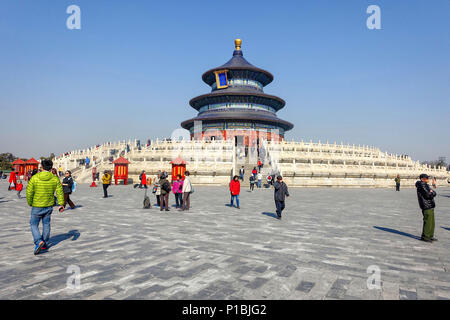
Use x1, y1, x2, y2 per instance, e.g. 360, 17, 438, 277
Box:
189, 91, 286, 111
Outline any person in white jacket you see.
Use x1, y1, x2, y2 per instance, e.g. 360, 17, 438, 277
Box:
181, 171, 192, 211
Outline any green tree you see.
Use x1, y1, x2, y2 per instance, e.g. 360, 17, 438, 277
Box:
0, 153, 17, 170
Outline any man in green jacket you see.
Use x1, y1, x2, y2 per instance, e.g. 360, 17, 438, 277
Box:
26, 159, 64, 255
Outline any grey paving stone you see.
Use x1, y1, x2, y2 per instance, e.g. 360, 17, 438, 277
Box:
296, 281, 315, 293
0, 182, 449, 300
399, 289, 418, 300
246, 277, 269, 289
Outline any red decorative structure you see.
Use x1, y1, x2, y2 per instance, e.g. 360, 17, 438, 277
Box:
90, 166, 97, 187
24, 158, 40, 180
113, 157, 130, 185
170, 157, 186, 182
12, 159, 25, 177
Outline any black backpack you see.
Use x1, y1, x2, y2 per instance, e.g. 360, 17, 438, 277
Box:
143, 189, 151, 209
162, 181, 171, 193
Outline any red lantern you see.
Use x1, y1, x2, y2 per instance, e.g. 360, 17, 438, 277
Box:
170, 157, 186, 182
113, 157, 131, 185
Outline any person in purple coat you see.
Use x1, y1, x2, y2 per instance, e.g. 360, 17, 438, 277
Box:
172, 174, 184, 209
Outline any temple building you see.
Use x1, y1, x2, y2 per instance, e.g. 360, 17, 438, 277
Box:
181, 39, 293, 146
51, 39, 449, 187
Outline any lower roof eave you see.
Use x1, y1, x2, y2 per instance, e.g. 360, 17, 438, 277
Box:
180, 117, 294, 132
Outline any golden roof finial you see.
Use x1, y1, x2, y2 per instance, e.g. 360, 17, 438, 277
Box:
235, 38, 242, 50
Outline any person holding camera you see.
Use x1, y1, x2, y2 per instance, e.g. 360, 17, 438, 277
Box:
273, 175, 289, 220
416, 174, 437, 242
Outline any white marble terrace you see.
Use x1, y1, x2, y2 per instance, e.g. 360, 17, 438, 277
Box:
52, 138, 449, 187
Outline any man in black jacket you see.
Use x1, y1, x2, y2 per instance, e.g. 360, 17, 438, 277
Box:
416, 174, 437, 242
273, 176, 289, 220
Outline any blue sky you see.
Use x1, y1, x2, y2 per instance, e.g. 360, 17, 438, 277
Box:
0, 0, 449, 162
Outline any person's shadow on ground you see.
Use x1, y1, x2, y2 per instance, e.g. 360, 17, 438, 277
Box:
261, 212, 278, 219
48, 230, 80, 248
68, 205, 83, 209
373, 226, 421, 240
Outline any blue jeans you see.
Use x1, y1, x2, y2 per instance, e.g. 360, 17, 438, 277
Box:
230, 195, 240, 207
30, 206, 53, 245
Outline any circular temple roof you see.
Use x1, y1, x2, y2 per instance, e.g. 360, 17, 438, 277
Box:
202, 40, 274, 87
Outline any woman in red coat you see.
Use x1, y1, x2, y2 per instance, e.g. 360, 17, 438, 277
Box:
8, 171, 17, 190
229, 175, 240, 209
141, 171, 147, 189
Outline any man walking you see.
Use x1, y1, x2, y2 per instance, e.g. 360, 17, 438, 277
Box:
26, 159, 64, 255
394, 174, 401, 191
239, 166, 245, 181
415, 174, 437, 242
273, 175, 289, 219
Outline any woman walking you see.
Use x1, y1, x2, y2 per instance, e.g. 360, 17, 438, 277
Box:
229, 175, 241, 209
172, 174, 184, 209
62, 170, 76, 209
181, 171, 192, 211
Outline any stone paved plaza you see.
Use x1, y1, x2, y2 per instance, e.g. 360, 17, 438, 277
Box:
0, 180, 450, 300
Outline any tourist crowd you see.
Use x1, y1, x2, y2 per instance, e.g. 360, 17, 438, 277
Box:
0, 156, 443, 255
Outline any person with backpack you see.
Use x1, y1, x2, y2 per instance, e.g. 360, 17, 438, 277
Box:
102, 170, 112, 198
26, 159, 64, 255
181, 171, 192, 211
62, 170, 76, 209
159, 172, 171, 211
172, 174, 184, 209
16, 180, 24, 198
229, 175, 241, 209
239, 166, 245, 181
249, 174, 255, 191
